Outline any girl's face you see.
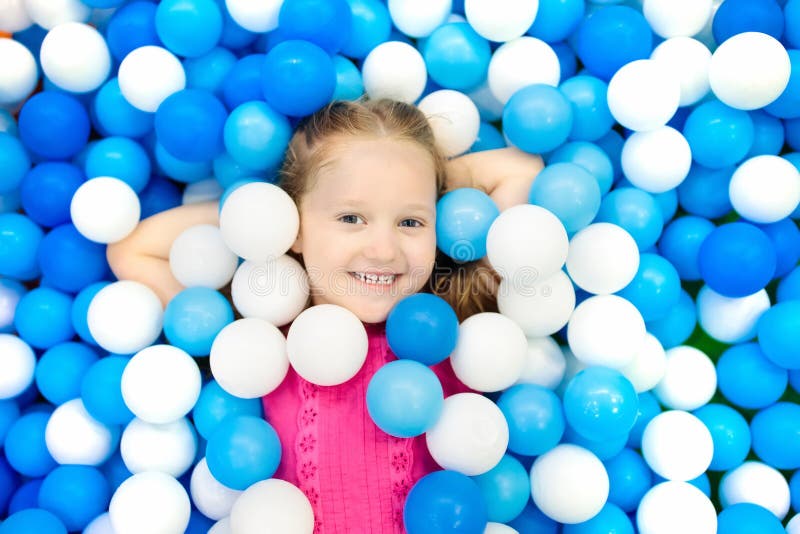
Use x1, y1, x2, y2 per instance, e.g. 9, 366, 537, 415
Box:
290, 136, 438, 324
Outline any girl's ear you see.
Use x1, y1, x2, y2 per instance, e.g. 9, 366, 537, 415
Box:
290, 232, 303, 254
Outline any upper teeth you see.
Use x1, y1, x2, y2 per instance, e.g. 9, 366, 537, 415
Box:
354, 272, 395, 284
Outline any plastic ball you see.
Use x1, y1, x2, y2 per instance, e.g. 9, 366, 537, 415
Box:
403, 473, 487, 534
712, 0, 784, 45
0, 509, 66, 534
558, 75, 615, 142
155, 89, 227, 162
502, 84, 573, 153
617, 253, 681, 322
498, 270, 576, 338
118, 46, 186, 113
224, 0, 282, 32
109, 472, 191, 534
423, 22, 491, 91
435, 187, 499, 261
362, 41, 427, 103
192, 380, 262, 440
650, 37, 711, 107
0, 38, 38, 106
0, 334, 36, 399
25, 0, 91, 29
697, 286, 770, 345
530, 444, 609, 524
619, 333, 666, 393
464, 0, 538, 42
230, 257, 309, 327
68, 177, 140, 245
426, 393, 509, 476
85, 137, 151, 194
163, 287, 233, 356
81, 355, 135, 426
748, 402, 800, 470
607, 60, 680, 132
83, 513, 114, 534
277, 0, 352, 54
38, 465, 110, 531
636, 482, 716, 534
641, 410, 713, 481
120, 417, 197, 477
526, 0, 583, 43
718, 503, 785, 534
758, 300, 800, 369
576, 6, 653, 81
205, 415, 281, 490
621, 126, 691, 193
45, 398, 117, 466
0, 280, 25, 334
765, 50, 800, 119
230, 478, 313, 534
471, 455, 530, 523
331, 55, 363, 101
564, 366, 639, 442
190, 457, 241, 521
35, 342, 98, 406
683, 101, 754, 169
14, 287, 74, 349
603, 448, 653, 513
486, 204, 569, 281
642, 0, 712, 38
104, 1, 160, 62
759, 218, 800, 279
385, 293, 458, 366
548, 141, 614, 195
224, 101, 291, 171
155, 0, 222, 58
528, 162, 601, 234
0, 134, 30, 199
747, 110, 784, 157
653, 345, 716, 411
169, 224, 238, 289
658, 216, 715, 281
566, 223, 639, 294
563, 424, 628, 462
0, 213, 42, 280
37, 223, 107, 293
567, 295, 646, 369
5, 411, 57, 477
93, 78, 155, 139
693, 403, 751, 472
40, 22, 110, 94
18, 91, 91, 160
87, 281, 164, 355
719, 461, 791, 519
709, 32, 790, 110
488, 37, 559, 105
262, 40, 335, 118
0, 0, 33, 33
418, 89, 480, 157
388, 0, 449, 38
496, 383, 564, 456
562, 503, 633, 534
729, 155, 800, 223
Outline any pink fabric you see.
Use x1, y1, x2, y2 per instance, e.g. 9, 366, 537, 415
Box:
263, 321, 469, 534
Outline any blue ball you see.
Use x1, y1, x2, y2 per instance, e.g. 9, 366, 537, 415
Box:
435, 188, 499, 262
105, 1, 161, 62
617, 253, 681, 322
563, 367, 638, 441
224, 101, 292, 171
0, 454, 18, 515
558, 75, 615, 142
791, 469, 800, 512
262, 40, 337, 117
155, 89, 228, 162
332, 55, 364, 101
0, 109, 17, 136
14, 288, 74, 350
404, 470, 487, 534
183, 46, 237, 95
8, 479, 43, 515
101, 450, 133, 491
35, 343, 99, 406
340, 0, 391, 59
548, 141, 614, 195
658, 216, 715, 281
423, 22, 491, 91
71, 282, 109, 346
192, 380, 263, 440
5, 412, 57, 478
717, 503, 785, 534
155, 0, 223, 57
682, 101, 754, 169
552, 42, 577, 83
785, 117, 800, 151
778, 265, 800, 302
85, 137, 151, 193
470, 455, 529, 523
717, 343, 787, 409
527, 0, 585, 43
603, 448, 653, 513
576, 6, 653, 81
93, 78, 154, 138
221, 54, 266, 110
213, 152, 267, 189
563, 424, 628, 460
80, 356, 135, 426
693, 403, 751, 471
38, 465, 110, 531
0, 509, 66, 534
746, 110, 784, 157
503, 84, 573, 153
18, 92, 91, 160
471, 122, 506, 152
508, 502, 559, 534
366, 360, 444, 438
528, 162, 601, 234
205, 415, 281, 490
563, 503, 634, 534
386, 293, 458, 366
163, 287, 233, 356
0, 133, 30, 194
757, 218, 800, 278
713, 0, 784, 44
278, 0, 352, 54
20, 163, 85, 229
698, 222, 776, 298
219, 178, 264, 209
0, 399, 20, 445
496, 384, 565, 456
595, 129, 624, 180
677, 164, 734, 219
186, 508, 215, 533
750, 402, 800, 469
787, 0, 800, 49
0, 213, 43, 280
138, 176, 183, 218
626, 392, 662, 449
596, 187, 663, 250
154, 143, 212, 183
38, 224, 110, 294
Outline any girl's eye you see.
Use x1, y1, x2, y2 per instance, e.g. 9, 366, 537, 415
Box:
339, 214, 364, 224
400, 219, 423, 228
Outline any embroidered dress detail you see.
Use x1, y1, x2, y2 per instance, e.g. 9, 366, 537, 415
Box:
296, 380, 323, 533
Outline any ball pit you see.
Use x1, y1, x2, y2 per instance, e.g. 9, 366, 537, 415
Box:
2, 0, 800, 532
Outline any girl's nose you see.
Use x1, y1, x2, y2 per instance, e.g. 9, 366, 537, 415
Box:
363, 227, 400, 263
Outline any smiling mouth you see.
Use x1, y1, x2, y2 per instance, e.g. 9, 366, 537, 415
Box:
349, 272, 398, 286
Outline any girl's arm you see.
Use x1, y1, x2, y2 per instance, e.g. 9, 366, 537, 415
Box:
105, 201, 220, 307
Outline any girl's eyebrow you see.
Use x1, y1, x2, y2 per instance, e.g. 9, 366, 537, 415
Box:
334, 199, 434, 215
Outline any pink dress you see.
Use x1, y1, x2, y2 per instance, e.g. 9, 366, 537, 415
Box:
262, 321, 469, 534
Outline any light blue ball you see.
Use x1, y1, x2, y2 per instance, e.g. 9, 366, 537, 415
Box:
386, 293, 458, 366
38, 465, 110, 531
751, 402, 800, 469
529, 162, 601, 234
694, 403, 751, 471
92, 77, 154, 139
677, 164, 734, 219
155, 143, 212, 184
224, 101, 292, 171
626, 392, 661, 449
35, 343, 99, 406
617, 253, 681, 322
435, 188, 499, 262
332, 55, 364, 101
277, 0, 352, 54
0, 133, 31, 195
716, 503, 785, 534
527, 0, 585, 43
5, 412, 57, 478
548, 141, 614, 195
71, 282, 109, 346
0, 509, 66, 534
717, 343, 787, 409
155, 89, 228, 162
646, 290, 697, 350
563, 503, 634, 534
471, 122, 506, 153
603, 448, 653, 513
563, 424, 629, 460
163, 287, 234, 357
220, 54, 266, 111
503, 84, 573, 154
423, 22, 491, 91
746, 110, 784, 158
192, 380, 263, 440
183, 46, 237, 95
340, 0, 391, 59
497, 384, 565, 457
262, 40, 337, 117
559, 75, 615, 142
470, 455, 529, 523
81, 356, 135, 427
14, 288, 74, 350
683, 100, 754, 169
575, 6, 653, 81
205, 415, 282, 490
0, 213, 44, 281
155, 0, 223, 58
596, 187, 663, 250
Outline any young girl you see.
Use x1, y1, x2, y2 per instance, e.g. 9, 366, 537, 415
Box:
107, 99, 542, 533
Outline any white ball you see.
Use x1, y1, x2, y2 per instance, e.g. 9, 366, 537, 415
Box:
219, 182, 300, 264
653, 346, 717, 411
515, 336, 566, 390
388, 0, 451, 38
650, 37, 712, 107
209, 517, 232, 534
556, 347, 588, 398
643, 0, 713, 38
487, 37, 560, 105
417, 90, 480, 157
169, 224, 239, 290
24, 0, 90, 29
710, 32, 791, 110
83, 513, 114, 534
719, 462, 791, 519
190, 458, 242, 521
182, 178, 223, 205
210, 318, 289, 399
498, 270, 576, 338
87, 281, 164, 355
426, 393, 509, 476
225, 0, 283, 32
40, 22, 111, 93
637, 482, 717, 534
729, 155, 800, 224
788, 514, 800, 534
286, 304, 368, 386
45, 398, 116, 466
118, 46, 186, 113
621, 126, 692, 193
121, 344, 201, 424
641, 410, 713, 481
109, 472, 191, 534
230, 257, 309, 327
487, 204, 569, 281
620, 333, 666, 393
0, 39, 38, 106
70, 177, 141, 244
230, 479, 314, 534
0, 0, 33, 33
530, 444, 609, 524
696, 285, 770, 344
566, 222, 640, 294
362, 41, 427, 103
120, 417, 197, 478
484, 524, 519, 534
451, 312, 527, 392
567, 295, 647, 369
464, 0, 539, 42
607, 59, 681, 132
468, 81, 505, 122
0, 334, 35, 399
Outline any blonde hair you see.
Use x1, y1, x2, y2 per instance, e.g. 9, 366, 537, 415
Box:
278, 99, 500, 322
